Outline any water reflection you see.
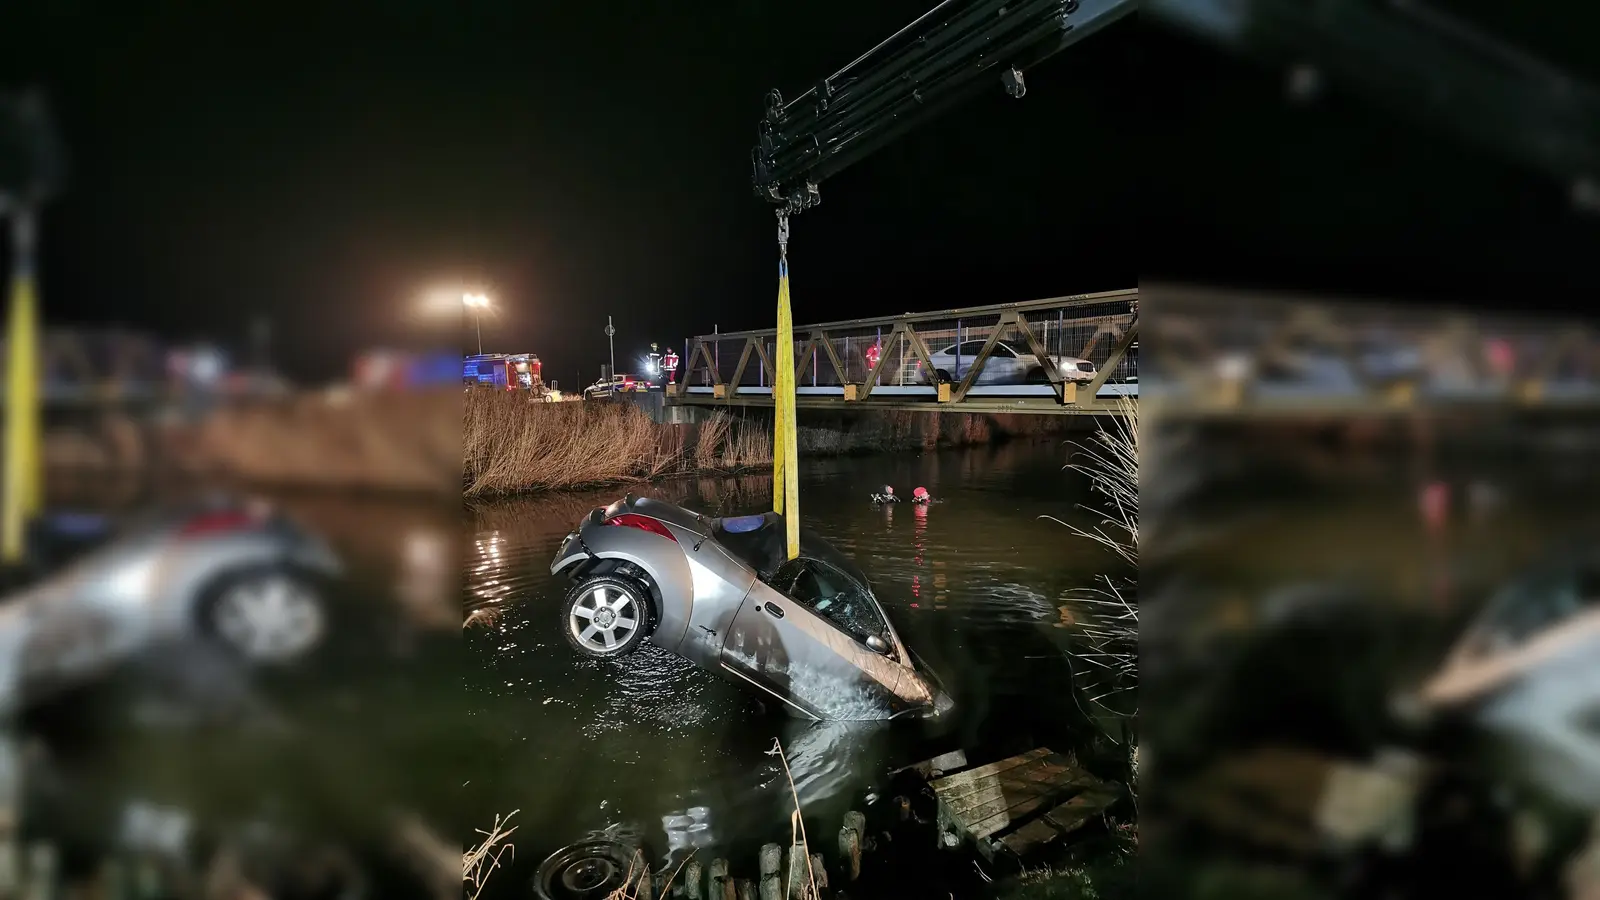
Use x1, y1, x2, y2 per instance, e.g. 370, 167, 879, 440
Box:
780, 719, 892, 811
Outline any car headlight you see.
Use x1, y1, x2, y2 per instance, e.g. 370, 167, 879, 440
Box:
106, 559, 158, 599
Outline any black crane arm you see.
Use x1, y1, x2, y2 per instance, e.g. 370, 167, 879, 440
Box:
752, 0, 1134, 214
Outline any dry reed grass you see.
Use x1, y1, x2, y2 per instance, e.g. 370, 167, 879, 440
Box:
462, 392, 772, 495
1049, 398, 1138, 718
463, 810, 518, 900
464, 393, 1073, 496
172, 389, 462, 495
767, 737, 820, 900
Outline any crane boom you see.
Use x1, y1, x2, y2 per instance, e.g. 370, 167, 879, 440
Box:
751, 0, 1135, 214
1147, 0, 1600, 204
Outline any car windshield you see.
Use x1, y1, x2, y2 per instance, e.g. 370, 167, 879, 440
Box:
775, 557, 889, 642
1460, 565, 1600, 659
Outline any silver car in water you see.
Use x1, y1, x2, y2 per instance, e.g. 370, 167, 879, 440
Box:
0, 498, 342, 717
550, 495, 952, 721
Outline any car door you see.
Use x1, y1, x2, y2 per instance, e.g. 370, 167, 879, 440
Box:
720, 558, 906, 720
983, 342, 1022, 384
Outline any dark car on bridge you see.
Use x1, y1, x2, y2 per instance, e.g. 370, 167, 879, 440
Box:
550, 495, 952, 721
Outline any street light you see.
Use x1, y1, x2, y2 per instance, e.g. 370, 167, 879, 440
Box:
463, 293, 490, 355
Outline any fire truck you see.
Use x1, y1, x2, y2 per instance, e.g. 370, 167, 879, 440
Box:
463, 353, 552, 398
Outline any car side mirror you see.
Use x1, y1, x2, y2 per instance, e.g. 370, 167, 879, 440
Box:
865, 634, 891, 656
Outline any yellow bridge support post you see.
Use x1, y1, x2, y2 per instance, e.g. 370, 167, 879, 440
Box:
772, 216, 800, 560
2, 209, 42, 564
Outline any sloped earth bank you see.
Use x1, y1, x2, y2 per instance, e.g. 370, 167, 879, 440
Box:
462, 441, 1136, 899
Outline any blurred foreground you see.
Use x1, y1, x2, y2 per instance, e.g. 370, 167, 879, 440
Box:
1142, 284, 1600, 900
0, 386, 464, 900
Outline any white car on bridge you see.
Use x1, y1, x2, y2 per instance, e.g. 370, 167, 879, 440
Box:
915, 339, 1098, 386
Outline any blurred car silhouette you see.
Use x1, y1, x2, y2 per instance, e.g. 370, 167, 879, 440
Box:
1412, 554, 1600, 809
0, 498, 342, 716
550, 495, 952, 721
914, 339, 1097, 385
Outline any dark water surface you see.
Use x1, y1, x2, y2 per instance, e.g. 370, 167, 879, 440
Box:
463, 439, 1132, 887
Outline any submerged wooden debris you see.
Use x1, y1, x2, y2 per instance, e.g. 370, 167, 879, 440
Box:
1167, 746, 1424, 856
928, 747, 1123, 862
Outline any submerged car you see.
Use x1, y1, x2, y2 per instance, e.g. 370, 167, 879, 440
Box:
1411, 554, 1600, 809
0, 497, 343, 717
550, 496, 952, 721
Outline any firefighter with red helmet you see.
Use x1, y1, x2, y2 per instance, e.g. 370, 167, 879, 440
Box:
662, 346, 680, 386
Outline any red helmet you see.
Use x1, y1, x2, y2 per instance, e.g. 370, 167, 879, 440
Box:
912, 486, 930, 501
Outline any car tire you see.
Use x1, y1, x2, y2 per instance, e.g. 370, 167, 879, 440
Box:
934, 369, 953, 384
199, 566, 329, 666
1026, 367, 1051, 384
562, 574, 653, 659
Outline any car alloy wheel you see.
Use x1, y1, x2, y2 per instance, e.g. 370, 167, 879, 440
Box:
563, 575, 649, 658
209, 570, 327, 664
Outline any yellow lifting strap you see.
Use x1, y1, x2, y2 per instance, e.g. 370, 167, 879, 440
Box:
772, 214, 800, 561
2, 211, 43, 563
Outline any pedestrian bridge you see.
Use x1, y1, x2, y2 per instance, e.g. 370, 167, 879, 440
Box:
1140, 282, 1600, 419
670, 290, 1139, 416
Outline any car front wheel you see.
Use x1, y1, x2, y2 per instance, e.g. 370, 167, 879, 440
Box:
202, 567, 329, 665
562, 575, 651, 659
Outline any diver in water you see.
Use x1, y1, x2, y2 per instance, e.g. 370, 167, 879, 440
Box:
910, 486, 941, 505
870, 485, 900, 505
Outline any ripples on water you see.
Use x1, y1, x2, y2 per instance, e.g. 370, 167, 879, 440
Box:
463, 441, 1127, 877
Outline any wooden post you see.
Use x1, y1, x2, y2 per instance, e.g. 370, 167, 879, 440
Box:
683, 860, 704, 900
784, 844, 808, 900
758, 843, 782, 900
708, 859, 735, 900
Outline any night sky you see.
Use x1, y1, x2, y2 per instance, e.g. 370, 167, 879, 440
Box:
1, 3, 1594, 384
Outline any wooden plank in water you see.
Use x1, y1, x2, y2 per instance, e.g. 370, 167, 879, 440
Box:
933, 752, 1075, 810
1043, 786, 1122, 835
934, 748, 1114, 843
995, 786, 1123, 858
929, 748, 1052, 793
892, 749, 970, 781
965, 790, 1060, 840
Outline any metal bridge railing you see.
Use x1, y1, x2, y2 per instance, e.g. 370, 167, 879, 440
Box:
1142, 282, 1600, 418
672, 289, 1139, 415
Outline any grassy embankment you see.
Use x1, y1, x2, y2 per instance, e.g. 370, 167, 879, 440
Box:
46, 389, 464, 496
461, 390, 1070, 496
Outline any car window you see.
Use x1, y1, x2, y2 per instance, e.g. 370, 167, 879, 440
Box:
956, 341, 988, 356
991, 343, 1018, 359
937, 344, 958, 357
776, 558, 890, 642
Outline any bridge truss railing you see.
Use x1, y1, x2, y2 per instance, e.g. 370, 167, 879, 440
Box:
1143, 282, 1600, 418
673, 289, 1138, 414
